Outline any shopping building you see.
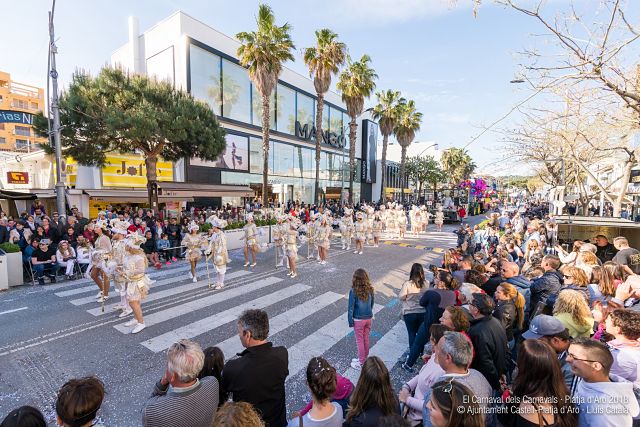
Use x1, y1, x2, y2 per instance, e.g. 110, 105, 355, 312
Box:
104, 11, 376, 208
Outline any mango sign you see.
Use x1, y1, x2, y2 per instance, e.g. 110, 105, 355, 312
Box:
6, 171, 29, 184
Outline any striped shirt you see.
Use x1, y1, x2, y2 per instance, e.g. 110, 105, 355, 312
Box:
142, 376, 220, 427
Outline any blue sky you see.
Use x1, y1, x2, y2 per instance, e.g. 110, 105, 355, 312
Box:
0, 0, 612, 174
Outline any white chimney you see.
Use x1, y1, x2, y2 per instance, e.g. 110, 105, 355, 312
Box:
128, 16, 141, 73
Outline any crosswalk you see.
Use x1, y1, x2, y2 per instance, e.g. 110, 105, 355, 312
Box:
46, 232, 456, 391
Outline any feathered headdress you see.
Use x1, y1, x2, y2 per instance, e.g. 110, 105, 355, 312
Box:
187, 220, 200, 232
125, 232, 146, 249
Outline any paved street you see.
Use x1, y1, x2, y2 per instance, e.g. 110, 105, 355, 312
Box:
0, 220, 480, 426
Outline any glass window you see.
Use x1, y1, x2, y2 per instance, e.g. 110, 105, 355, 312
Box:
251, 86, 276, 129
0, 137, 6, 144
15, 139, 30, 150
189, 44, 222, 115
250, 137, 264, 175
222, 59, 251, 123
0, 123, 4, 130
272, 142, 294, 176
296, 93, 314, 128
330, 107, 343, 136
319, 151, 328, 180
276, 84, 296, 134
15, 126, 30, 136
321, 102, 330, 132
294, 146, 313, 179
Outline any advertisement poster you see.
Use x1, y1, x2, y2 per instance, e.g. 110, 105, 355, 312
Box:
191, 133, 249, 171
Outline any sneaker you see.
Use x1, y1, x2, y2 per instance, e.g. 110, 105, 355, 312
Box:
290, 273, 297, 279
131, 323, 146, 334
112, 304, 125, 311
400, 363, 415, 373
192, 277, 197, 283
249, 263, 256, 267
350, 360, 362, 370
214, 283, 224, 290
118, 309, 133, 318
38, 278, 45, 286
359, 251, 363, 255
352, 358, 359, 362
155, 263, 162, 269
123, 319, 138, 327
166, 261, 171, 266
286, 271, 293, 276
243, 262, 250, 267
96, 291, 103, 298
171, 257, 177, 262
188, 272, 193, 279
353, 250, 358, 254
97, 295, 109, 303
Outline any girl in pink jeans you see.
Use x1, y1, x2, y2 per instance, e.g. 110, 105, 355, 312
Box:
348, 269, 375, 370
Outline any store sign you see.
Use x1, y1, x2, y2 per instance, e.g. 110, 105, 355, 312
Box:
295, 121, 346, 149
361, 120, 378, 184
65, 154, 174, 188
6, 171, 29, 184
0, 110, 35, 125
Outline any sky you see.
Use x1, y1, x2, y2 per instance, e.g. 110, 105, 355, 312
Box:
1, 0, 628, 175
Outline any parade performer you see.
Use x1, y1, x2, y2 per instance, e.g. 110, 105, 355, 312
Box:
434, 205, 445, 231
182, 221, 206, 282
372, 213, 383, 247
307, 213, 320, 261
396, 205, 407, 239
109, 220, 130, 315
317, 214, 332, 265
240, 213, 258, 267
339, 208, 354, 250
354, 212, 366, 255
273, 214, 288, 268
379, 205, 387, 232
119, 233, 152, 334
205, 217, 229, 290
386, 206, 398, 240
90, 220, 112, 303
421, 205, 430, 233
285, 215, 300, 278
365, 206, 375, 246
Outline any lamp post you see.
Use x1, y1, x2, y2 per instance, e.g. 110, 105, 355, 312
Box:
414, 143, 438, 202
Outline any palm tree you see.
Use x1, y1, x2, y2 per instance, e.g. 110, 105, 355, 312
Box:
336, 55, 377, 204
372, 90, 405, 203
394, 100, 423, 203
440, 147, 476, 185
237, 4, 295, 204
303, 29, 347, 205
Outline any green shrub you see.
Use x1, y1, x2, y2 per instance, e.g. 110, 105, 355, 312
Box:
0, 242, 21, 253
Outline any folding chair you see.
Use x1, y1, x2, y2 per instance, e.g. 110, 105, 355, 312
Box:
23, 261, 36, 286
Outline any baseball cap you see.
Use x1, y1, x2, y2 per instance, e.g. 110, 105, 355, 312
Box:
522, 315, 566, 339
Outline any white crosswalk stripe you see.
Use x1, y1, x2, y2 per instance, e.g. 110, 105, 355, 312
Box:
215, 291, 344, 360
140, 283, 310, 352
85, 270, 251, 316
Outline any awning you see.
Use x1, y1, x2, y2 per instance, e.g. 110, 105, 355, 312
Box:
158, 182, 255, 198
83, 189, 194, 202
0, 189, 56, 200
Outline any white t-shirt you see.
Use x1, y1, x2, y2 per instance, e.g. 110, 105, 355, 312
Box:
287, 402, 343, 427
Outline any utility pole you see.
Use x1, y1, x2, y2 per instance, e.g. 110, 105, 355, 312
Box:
49, 0, 66, 218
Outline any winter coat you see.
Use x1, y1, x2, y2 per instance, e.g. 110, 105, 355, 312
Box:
530, 270, 563, 318
493, 300, 517, 341
468, 315, 509, 390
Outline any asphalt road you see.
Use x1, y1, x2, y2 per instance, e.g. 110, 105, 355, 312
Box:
0, 216, 483, 426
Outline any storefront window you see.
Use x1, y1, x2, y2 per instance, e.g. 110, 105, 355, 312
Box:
296, 93, 315, 128
189, 45, 222, 115
222, 59, 251, 123
251, 86, 276, 129
276, 84, 296, 134
249, 137, 263, 175
321, 103, 330, 132
329, 106, 344, 136
272, 142, 294, 176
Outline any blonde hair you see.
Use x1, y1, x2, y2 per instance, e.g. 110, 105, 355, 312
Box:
498, 283, 526, 330
579, 251, 598, 266
212, 402, 264, 427
561, 266, 589, 286
553, 290, 592, 327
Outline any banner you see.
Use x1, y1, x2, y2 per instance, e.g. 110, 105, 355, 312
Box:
190, 133, 249, 171
360, 120, 378, 184
0, 110, 35, 125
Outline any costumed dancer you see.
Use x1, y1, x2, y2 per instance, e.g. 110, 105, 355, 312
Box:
241, 213, 258, 267
307, 213, 320, 260
182, 221, 206, 282
397, 205, 407, 239
285, 215, 300, 278
205, 217, 229, 290
410, 206, 420, 236
317, 214, 332, 265
109, 220, 130, 315
365, 206, 375, 246
435, 205, 445, 231
421, 205, 430, 233
386, 206, 397, 240
379, 205, 387, 232
119, 233, 152, 334
372, 213, 383, 247
273, 214, 289, 268
354, 212, 366, 255
90, 220, 112, 303
339, 208, 354, 250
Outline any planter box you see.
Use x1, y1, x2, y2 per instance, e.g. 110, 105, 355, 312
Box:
225, 226, 273, 251
7, 251, 22, 287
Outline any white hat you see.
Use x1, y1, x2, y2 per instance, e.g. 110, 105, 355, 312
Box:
125, 232, 146, 249
110, 219, 129, 235
188, 221, 200, 232
356, 212, 365, 220
246, 213, 254, 222
95, 219, 109, 230
210, 218, 227, 229
344, 207, 353, 216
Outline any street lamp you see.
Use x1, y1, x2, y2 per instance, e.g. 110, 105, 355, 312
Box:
416, 142, 439, 158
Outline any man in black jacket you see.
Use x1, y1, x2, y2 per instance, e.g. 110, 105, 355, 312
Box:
530, 254, 563, 318
594, 235, 617, 263
165, 217, 182, 262
467, 293, 509, 391
222, 309, 288, 427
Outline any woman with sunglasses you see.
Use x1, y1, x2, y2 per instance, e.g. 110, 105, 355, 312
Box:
553, 290, 594, 339
427, 380, 483, 427
546, 266, 590, 310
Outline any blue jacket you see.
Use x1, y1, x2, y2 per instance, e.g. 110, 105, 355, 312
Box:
348, 289, 374, 327
506, 275, 532, 323
530, 270, 563, 317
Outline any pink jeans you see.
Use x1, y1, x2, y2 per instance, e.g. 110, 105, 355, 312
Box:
354, 318, 372, 364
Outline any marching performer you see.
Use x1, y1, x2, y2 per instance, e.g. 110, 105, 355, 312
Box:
273, 214, 288, 268
339, 208, 354, 250
397, 205, 407, 239
422, 205, 430, 233
435, 205, 445, 231
285, 215, 300, 278
316, 214, 332, 265
109, 220, 130, 315
386, 206, 397, 240
205, 217, 229, 290
119, 233, 152, 334
91, 220, 112, 303
182, 221, 206, 282
240, 213, 258, 267
365, 206, 375, 246
379, 205, 387, 232
372, 213, 383, 247
354, 212, 366, 255
307, 213, 320, 260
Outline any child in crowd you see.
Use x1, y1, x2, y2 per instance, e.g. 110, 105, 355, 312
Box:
156, 233, 171, 264
347, 268, 375, 370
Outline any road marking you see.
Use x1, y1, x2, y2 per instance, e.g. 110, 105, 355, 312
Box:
114, 276, 283, 333
341, 320, 408, 384
0, 307, 28, 316
85, 270, 251, 316
140, 283, 310, 352
216, 291, 344, 360
286, 304, 383, 377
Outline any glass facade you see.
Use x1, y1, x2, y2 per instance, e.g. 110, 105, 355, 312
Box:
221, 59, 251, 123
189, 45, 221, 114
296, 93, 315, 128
276, 83, 296, 134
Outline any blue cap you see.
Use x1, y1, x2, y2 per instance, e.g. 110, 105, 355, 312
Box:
522, 315, 566, 339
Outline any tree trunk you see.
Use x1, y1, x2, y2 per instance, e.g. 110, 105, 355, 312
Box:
614, 157, 634, 217
145, 155, 159, 214
433, 179, 438, 200
418, 181, 423, 203
379, 133, 389, 203
348, 118, 357, 205
314, 93, 324, 206
262, 94, 271, 206
400, 145, 407, 203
